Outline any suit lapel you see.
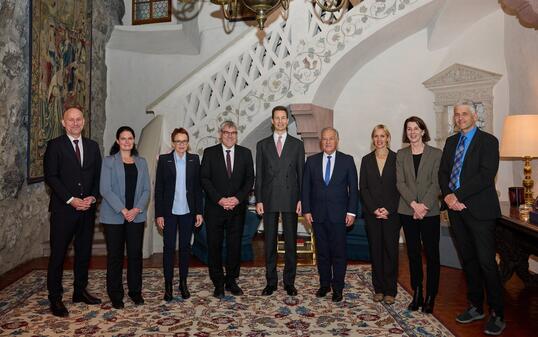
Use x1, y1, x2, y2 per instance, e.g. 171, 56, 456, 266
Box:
403, 147, 416, 181
63, 135, 81, 167
167, 152, 177, 181
114, 153, 126, 196
462, 129, 480, 173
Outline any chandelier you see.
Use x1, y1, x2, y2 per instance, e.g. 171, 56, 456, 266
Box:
207, 0, 351, 30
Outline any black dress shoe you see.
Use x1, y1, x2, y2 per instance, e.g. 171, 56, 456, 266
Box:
213, 286, 225, 299
225, 282, 244, 296
179, 279, 191, 299
72, 289, 102, 305
261, 285, 277, 296
111, 300, 124, 309
284, 285, 298, 296
332, 289, 343, 302
130, 293, 144, 305
164, 282, 173, 302
316, 286, 331, 298
50, 299, 69, 317
422, 295, 435, 314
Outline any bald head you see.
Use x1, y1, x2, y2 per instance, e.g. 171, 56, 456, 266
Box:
61, 108, 85, 138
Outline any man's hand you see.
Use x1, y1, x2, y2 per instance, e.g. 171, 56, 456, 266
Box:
156, 216, 165, 230
345, 214, 356, 227
71, 197, 90, 211
256, 202, 264, 215
218, 198, 231, 209
304, 213, 313, 226
195, 214, 203, 227
296, 201, 302, 216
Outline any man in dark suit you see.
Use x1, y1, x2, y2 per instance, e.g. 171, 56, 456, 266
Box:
43, 107, 102, 317
201, 120, 255, 298
255, 106, 304, 296
302, 127, 358, 302
439, 101, 505, 336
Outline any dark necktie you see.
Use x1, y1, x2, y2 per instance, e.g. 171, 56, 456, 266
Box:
449, 135, 466, 191
73, 139, 81, 165
324, 155, 332, 186
226, 149, 232, 178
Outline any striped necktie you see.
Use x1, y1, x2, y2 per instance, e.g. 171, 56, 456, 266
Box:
449, 135, 466, 191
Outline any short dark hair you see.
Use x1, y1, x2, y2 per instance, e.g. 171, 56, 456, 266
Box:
271, 105, 289, 119
402, 116, 431, 143
110, 126, 138, 156
171, 127, 189, 142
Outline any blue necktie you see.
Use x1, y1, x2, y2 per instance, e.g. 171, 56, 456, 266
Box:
449, 135, 466, 191
324, 155, 332, 186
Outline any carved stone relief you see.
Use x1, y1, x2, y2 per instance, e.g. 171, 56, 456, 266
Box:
423, 63, 502, 148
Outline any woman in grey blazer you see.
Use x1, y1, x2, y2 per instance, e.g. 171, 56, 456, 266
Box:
396, 116, 442, 314
100, 126, 150, 309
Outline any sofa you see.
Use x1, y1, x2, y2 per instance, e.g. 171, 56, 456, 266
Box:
191, 209, 261, 264
346, 199, 371, 261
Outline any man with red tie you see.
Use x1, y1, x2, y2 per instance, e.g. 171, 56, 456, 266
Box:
200, 121, 254, 298
44, 107, 102, 317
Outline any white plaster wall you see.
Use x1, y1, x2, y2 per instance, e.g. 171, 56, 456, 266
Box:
504, 14, 538, 196
105, 25, 247, 151
334, 10, 513, 200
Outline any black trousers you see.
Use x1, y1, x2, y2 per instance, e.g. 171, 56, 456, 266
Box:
263, 211, 298, 287
47, 210, 95, 301
401, 214, 440, 297
162, 213, 194, 282
205, 209, 245, 287
313, 220, 347, 291
104, 221, 144, 301
365, 214, 401, 297
448, 209, 504, 316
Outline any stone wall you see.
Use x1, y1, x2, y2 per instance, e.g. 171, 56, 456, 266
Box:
0, 0, 124, 276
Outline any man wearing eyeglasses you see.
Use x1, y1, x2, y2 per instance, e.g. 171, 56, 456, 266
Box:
200, 120, 254, 298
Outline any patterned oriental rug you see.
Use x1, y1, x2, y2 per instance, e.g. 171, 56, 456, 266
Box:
0, 266, 454, 337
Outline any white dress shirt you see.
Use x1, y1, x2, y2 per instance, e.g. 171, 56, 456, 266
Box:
273, 132, 287, 147
222, 144, 235, 171
67, 134, 84, 166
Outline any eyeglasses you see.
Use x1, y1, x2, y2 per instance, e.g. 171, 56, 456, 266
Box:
173, 140, 188, 145
222, 131, 238, 136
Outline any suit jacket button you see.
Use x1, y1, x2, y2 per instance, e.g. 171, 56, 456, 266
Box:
78, 183, 82, 186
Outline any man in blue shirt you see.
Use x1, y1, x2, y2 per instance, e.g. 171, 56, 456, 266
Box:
439, 100, 505, 336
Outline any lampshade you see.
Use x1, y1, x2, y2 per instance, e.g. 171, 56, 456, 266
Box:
500, 115, 538, 158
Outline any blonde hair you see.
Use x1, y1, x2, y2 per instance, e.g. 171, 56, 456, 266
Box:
371, 124, 391, 149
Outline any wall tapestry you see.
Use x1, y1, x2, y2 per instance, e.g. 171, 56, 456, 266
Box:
28, 0, 92, 182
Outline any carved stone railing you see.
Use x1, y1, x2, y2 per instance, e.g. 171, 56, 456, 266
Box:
147, 0, 441, 156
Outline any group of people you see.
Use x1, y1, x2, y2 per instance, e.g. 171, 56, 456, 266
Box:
43, 101, 505, 336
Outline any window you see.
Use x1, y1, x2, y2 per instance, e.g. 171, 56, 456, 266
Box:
132, 0, 172, 25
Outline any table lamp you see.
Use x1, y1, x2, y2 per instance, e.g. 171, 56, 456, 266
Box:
500, 115, 538, 207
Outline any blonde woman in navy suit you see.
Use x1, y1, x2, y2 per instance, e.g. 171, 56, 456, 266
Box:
100, 126, 150, 309
360, 125, 401, 305
396, 116, 442, 314
154, 128, 203, 301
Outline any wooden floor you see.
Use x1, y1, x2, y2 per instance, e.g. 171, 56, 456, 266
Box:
1, 235, 536, 337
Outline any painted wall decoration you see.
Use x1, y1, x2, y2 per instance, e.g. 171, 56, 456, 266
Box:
28, 0, 92, 182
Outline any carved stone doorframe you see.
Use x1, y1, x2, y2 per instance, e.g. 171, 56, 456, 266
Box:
423, 63, 502, 148
290, 103, 333, 157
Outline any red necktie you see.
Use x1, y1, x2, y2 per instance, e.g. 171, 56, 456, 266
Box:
73, 139, 81, 165
226, 149, 232, 178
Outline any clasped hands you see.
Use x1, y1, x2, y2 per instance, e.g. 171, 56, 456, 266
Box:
374, 208, 389, 219
121, 208, 141, 222
410, 201, 429, 220
219, 197, 240, 210
444, 193, 466, 211
71, 197, 95, 211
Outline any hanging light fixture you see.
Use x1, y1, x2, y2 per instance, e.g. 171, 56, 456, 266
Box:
208, 0, 351, 31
